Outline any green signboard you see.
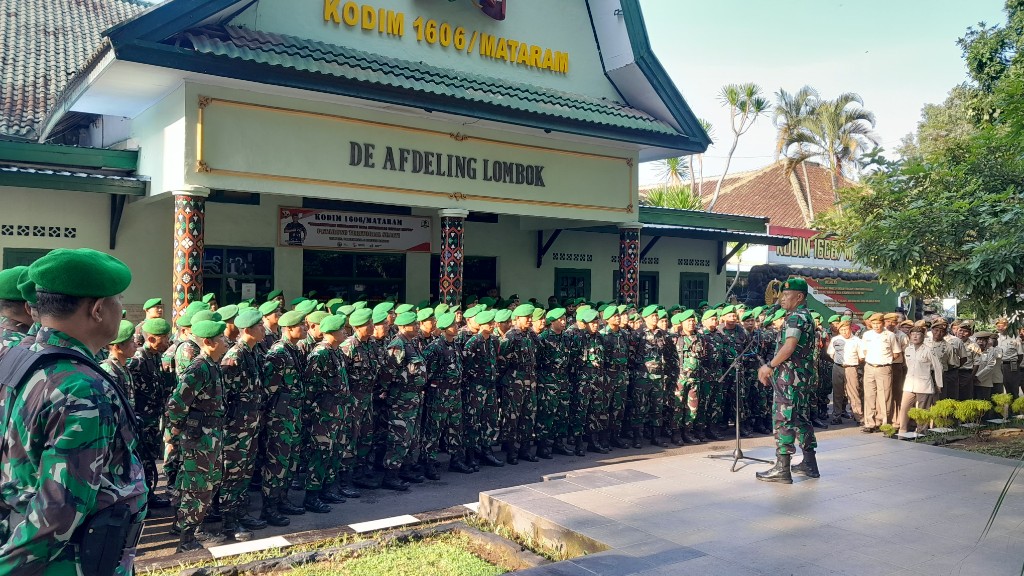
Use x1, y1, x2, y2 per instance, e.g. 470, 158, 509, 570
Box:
802, 276, 899, 317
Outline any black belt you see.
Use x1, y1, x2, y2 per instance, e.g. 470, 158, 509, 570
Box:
866, 363, 890, 368
1004, 360, 1017, 364
958, 368, 973, 371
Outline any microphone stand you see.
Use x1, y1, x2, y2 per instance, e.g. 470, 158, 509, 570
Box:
707, 331, 772, 472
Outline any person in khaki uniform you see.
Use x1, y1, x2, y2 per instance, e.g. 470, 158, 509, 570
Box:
827, 320, 862, 425
884, 313, 909, 422
897, 325, 943, 434
973, 331, 999, 401
995, 318, 1021, 396
926, 319, 961, 401
957, 323, 978, 400
859, 312, 902, 432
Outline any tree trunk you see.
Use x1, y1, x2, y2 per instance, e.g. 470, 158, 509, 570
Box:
688, 156, 698, 208
708, 137, 739, 212
785, 162, 813, 227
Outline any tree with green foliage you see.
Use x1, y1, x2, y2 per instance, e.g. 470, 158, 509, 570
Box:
707, 83, 769, 212
641, 185, 704, 211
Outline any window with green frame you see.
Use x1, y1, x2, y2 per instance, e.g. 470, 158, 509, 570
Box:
203, 246, 275, 304
303, 251, 406, 303
679, 272, 709, 310
554, 268, 590, 301
429, 255, 497, 302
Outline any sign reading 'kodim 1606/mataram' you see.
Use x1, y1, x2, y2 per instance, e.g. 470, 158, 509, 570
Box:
278, 207, 432, 252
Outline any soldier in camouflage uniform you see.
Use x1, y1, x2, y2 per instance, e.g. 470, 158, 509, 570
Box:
497, 304, 539, 464
161, 306, 205, 503
167, 319, 229, 551
597, 306, 630, 450
218, 308, 269, 538
102, 320, 138, 405
301, 314, 350, 513
574, 308, 606, 455
0, 266, 32, 351
756, 279, 820, 484
717, 306, 751, 437
358, 313, 393, 490
248, 299, 283, 494
671, 310, 701, 444
421, 313, 474, 477
695, 310, 725, 441
630, 305, 673, 448
259, 310, 309, 524
133, 297, 164, 347
462, 310, 505, 468
0, 251, 147, 574
660, 309, 680, 437
338, 308, 379, 495
380, 311, 426, 491
126, 317, 174, 509
536, 308, 572, 457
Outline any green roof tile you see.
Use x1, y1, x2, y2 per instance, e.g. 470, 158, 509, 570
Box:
184, 25, 683, 138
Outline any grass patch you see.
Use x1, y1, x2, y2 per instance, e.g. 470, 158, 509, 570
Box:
949, 434, 1024, 460
284, 533, 504, 576
463, 516, 570, 563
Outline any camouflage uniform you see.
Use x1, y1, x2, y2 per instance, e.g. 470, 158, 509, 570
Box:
572, 330, 604, 437
382, 334, 427, 470
166, 354, 225, 533
717, 323, 749, 428
421, 336, 464, 462
497, 327, 537, 455
339, 334, 379, 475
0, 317, 30, 349
163, 337, 200, 495
599, 326, 631, 438
219, 339, 265, 521
462, 333, 498, 454
816, 328, 833, 420
260, 340, 305, 503
630, 327, 673, 432
661, 330, 681, 431
771, 306, 818, 455
126, 344, 171, 499
0, 328, 147, 575
302, 342, 348, 490
101, 358, 134, 405
535, 328, 569, 446
696, 327, 725, 433
673, 333, 701, 431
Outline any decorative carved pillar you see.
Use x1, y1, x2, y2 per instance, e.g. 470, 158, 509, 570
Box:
438, 209, 469, 306
618, 223, 642, 305
173, 193, 207, 321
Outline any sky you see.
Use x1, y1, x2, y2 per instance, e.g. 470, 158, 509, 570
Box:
637, 0, 1007, 185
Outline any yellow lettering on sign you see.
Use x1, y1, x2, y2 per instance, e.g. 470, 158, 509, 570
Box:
342, 1, 359, 26
362, 5, 376, 29
324, 0, 340, 23
387, 11, 404, 36
480, 33, 497, 57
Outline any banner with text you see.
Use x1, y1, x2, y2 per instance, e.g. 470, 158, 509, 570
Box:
804, 277, 898, 317
278, 207, 432, 252
768, 226, 859, 269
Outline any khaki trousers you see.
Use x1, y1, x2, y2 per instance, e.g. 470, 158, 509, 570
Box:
863, 365, 892, 428
844, 366, 863, 424
897, 391, 933, 433
890, 363, 906, 422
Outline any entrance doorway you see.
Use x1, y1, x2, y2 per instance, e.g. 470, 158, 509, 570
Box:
303, 250, 406, 303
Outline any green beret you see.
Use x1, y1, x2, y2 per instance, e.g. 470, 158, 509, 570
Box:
494, 309, 512, 323
641, 304, 659, 317
202, 293, 216, 304
295, 300, 317, 315
670, 313, 685, 326
0, 266, 28, 301
374, 302, 395, 315
259, 301, 281, 316
29, 248, 131, 298
811, 312, 822, 320
191, 310, 222, 324
319, 315, 345, 333
111, 320, 135, 345
476, 310, 496, 324
495, 299, 508, 309
741, 310, 755, 321
862, 310, 874, 321
217, 304, 238, 322
17, 269, 36, 304
721, 305, 736, 315
827, 314, 841, 324
701, 309, 718, 322
185, 301, 210, 314
546, 308, 566, 322
237, 302, 251, 309
465, 295, 478, 304
841, 315, 852, 322
628, 312, 640, 321
598, 304, 608, 313
532, 308, 546, 321
578, 308, 598, 323
512, 304, 535, 318
435, 303, 450, 315
395, 311, 418, 326
235, 309, 263, 329
327, 298, 344, 309
349, 308, 373, 327
142, 318, 172, 336
307, 311, 330, 325
781, 277, 808, 294
371, 309, 389, 324
290, 297, 307, 306
192, 320, 226, 339
698, 300, 708, 307
617, 305, 627, 314
679, 309, 695, 322
142, 297, 162, 310
668, 305, 681, 313
176, 311, 194, 328
417, 308, 434, 322
657, 309, 667, 319
267, 289, 283, 300
436, 312, 456, 329
751, 306, 764, 317
329, 303, 342, 314
464, 305, 481, 319
770, 309, 788, 323
576, 304, 592, 313
396, 303, 415, 314
353, 301, 367, 310
416, 299, 430, 310
479, 297, 497, 307
279, 310, 306, 327
339, 305, 355, 316
315, 303, 325, 311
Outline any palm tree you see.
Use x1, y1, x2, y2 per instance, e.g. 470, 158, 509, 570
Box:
651, 156, 690, 187
774, 86, 820, 226
708, 83, 769, 212
797, 92, 881, 195
689, 118, 714, 201
641, 185, 704, 211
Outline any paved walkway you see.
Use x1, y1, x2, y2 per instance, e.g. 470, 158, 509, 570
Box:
480, 435, 1024, 576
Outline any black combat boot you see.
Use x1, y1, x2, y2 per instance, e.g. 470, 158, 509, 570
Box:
194, 527, 227, 544
671, 429, 684, 446
479, 447, 505, 467
278, 497, 306, 516
320, 484, 347, 504
649, 426, 669, 447
552, 439, 573, 456
260, 499, 291, 527
422, 460, 441, 481
810, 415, 827, 429
465, 448, 481, 471
740, 424, 753, 438
598, 431, 612, 452
238, 512, 267, 531
353, 465, 383, 490
536, 441, 553, 459
504, 442, 519, 465
705, 425, 722, 441
382, 469, 410, 491
518, 447, 539, 462
399, 464, 426, 483
303, 490, 332, 514
337, 468, 361, 499
290, 477, 304, 491
755, 454, 793, 484
574, 435, 587, 457
222, 515, 254, 542
790, 450, 820, 478
203, 499, 223, 524
176, 528, 204, 553
449, 453, 475, 474
609, 427, 630, 449
148, 493, 172, 508
681, 426, 699, 444
588, 433, 609, 454
631, 427, 643, 449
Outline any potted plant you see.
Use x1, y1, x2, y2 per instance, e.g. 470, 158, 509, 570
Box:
991, 393, 1014, 424
907, 407, 933, 440
955, 400, 992, 435
1013, 396, 1024, 420
879, 423, 896, 438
